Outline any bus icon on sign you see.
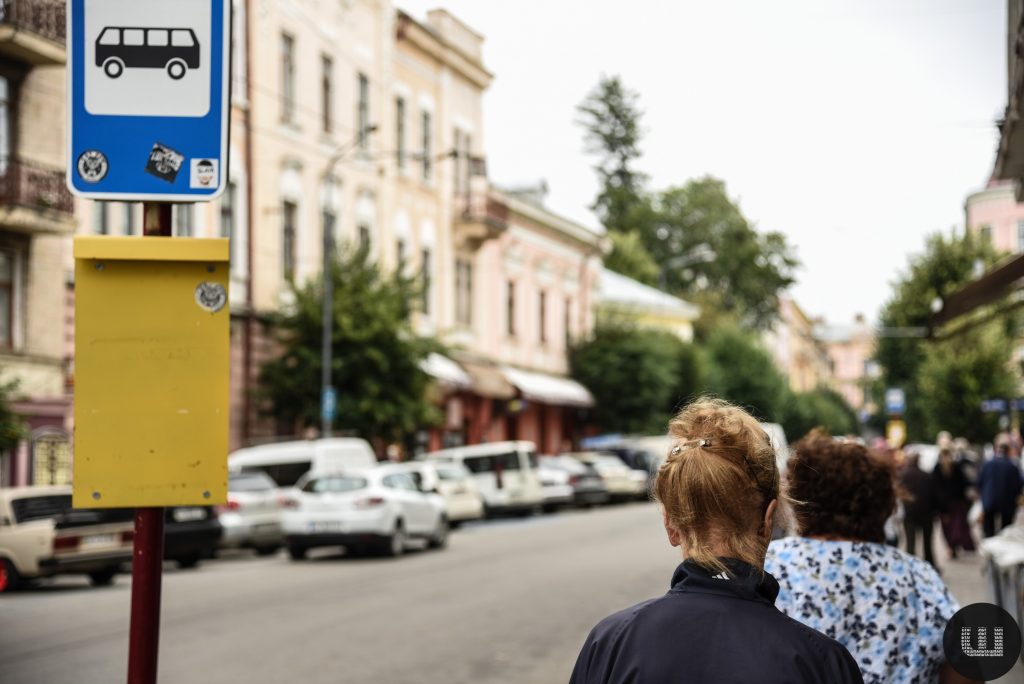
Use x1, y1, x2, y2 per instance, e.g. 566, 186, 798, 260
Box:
96, 27, 200, 80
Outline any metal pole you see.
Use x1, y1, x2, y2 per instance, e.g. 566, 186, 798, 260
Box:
322, 210, 333, 438
126, 202, 172, 684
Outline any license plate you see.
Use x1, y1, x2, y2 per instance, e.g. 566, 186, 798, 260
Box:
173, 508, 206, 522
309, 521, 343, 533
80, 534, 116, 549
254, 523, 278, 533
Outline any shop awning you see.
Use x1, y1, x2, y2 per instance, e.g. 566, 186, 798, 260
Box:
420, 353, 472, 389
459, 360, 517, 400
502, 367, 594, 408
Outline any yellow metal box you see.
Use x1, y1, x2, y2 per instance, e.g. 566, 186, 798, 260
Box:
73, 237, 230, 508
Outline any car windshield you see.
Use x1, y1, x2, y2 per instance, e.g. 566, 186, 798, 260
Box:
243, 462, 311, 487
302, 476, 367, 493
463, 452, 520, 473
229, 472, 276, 492
434, 465, 467, 481
10, 494, 71, 523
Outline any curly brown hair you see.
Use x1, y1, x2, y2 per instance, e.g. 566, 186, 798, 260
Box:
786, 432, 897, 543
655, 397, 781, 574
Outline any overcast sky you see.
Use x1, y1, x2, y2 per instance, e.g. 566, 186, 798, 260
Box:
399, 0, 1006, 325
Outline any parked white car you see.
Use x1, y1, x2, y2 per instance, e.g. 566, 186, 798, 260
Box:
567, 452, 646, 501
0, 486, 133, 593
391, 461, 484, 526
228, 438, 378, 489
217, 471, 285, 556
536, 458, 576, 512
282, 466, 448, 559
426, 441, 544, 516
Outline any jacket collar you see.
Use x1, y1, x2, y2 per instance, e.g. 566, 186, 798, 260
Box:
669, 558, 779, 605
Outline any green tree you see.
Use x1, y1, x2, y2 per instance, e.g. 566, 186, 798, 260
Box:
259, 245, 440, 444
781, 387, 859, 443
569, 321, 684, 434
701, 325, 789, 420
875, 231, 1001, 439
917, 324, 1016, 443
649, 178, 799, 328
0, 380, 25, 452
603, 230, 660, 285
576, 75, 648, 235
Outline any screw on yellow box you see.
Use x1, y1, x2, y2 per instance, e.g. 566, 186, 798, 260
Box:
72, 236, 230, 508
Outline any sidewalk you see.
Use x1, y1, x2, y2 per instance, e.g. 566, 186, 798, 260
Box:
933, 531, 1024, 683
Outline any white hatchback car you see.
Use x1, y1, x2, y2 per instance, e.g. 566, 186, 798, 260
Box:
282, 467, 448, 559
217, 472, 284, 556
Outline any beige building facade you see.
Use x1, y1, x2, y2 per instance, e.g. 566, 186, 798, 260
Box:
0, 3, 75, 486
764, 296, 833, 393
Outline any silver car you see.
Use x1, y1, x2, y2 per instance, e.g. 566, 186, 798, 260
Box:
217, 472, 284, 556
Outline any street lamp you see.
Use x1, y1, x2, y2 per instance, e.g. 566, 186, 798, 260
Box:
321, 124, 378, 438
657, 244, 716, 290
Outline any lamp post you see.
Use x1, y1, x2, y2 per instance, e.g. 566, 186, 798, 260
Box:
657, 244, 716, 290
321, 124, 378, 438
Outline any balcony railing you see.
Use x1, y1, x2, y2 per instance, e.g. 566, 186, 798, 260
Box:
0, 0, 66, 45
0, 158, 74, 215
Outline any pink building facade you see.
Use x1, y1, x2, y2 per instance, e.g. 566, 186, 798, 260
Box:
965, 180, 1024, 254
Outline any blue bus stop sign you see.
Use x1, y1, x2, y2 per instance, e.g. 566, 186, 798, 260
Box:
67, 0, 230, 201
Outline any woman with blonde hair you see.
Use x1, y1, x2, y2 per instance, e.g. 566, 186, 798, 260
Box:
569, 398, 862, 684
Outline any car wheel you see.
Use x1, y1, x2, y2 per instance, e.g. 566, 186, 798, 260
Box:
287, 544, 307, 561
166, 59, 187, 80
103, 58, 124, 78
176, 555, 201, 570
0, 558, 20, 593
255, 545, 280, 557
88, 568, 117, 587
381, 522, 405, 557
427, 517, 449, 549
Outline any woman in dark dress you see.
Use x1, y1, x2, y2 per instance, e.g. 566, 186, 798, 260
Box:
932, 447, 975, 556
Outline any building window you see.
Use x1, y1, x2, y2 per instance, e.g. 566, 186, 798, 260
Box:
358, 225, 370, 251
0, 76, 11, 175
283, 200, 297, 282
421, 111, 432, 182
506, 280, 516, 337
539, 290, 547, 344
321, 55, 333, 134
1018, 220, 1024, 253
980, 224, 992, 244
564, 297, 572, 346
322, 209, 336, 266
396, 238, 406, 271
421, 248, 432, 315
0, 249, 12, 348
94, 202, 109, 234
221, 182, 237, 267
281, 33, 295, 123
122, 203, 136, 235
357, 72, 370, 151
174, 204, 194, 237
456, 258, 473, 327
395, 96, 406, 171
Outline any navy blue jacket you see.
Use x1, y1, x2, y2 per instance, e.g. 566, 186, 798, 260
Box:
978, 457, 1023, 512
569, 559, 863, 684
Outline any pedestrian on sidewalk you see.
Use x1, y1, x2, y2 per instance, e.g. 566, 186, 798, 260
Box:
569, 398, 863, 684
765, 433, 972, 684
932, 447, 975, 557
978, 442, 1023, 538
899, 450, 940, 569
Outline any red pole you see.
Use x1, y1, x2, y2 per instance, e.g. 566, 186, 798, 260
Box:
126, 202, 173, 684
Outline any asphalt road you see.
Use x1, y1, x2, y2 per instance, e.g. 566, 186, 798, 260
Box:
0, 502, 678, 684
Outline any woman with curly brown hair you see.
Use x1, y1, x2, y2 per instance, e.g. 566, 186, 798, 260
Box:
765, 432, 972, 684
569, 398, 862, 684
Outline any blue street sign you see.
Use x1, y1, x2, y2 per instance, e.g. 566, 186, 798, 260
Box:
981, 399, 1009, 413
321, 387, 337, 423
67, 0, 230, 201
884, 387, 906, 415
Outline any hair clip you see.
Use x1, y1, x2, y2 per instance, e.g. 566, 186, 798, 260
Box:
671, 438, 711, 456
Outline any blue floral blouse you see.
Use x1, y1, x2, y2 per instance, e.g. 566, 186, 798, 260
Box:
764, 538, 958, 684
